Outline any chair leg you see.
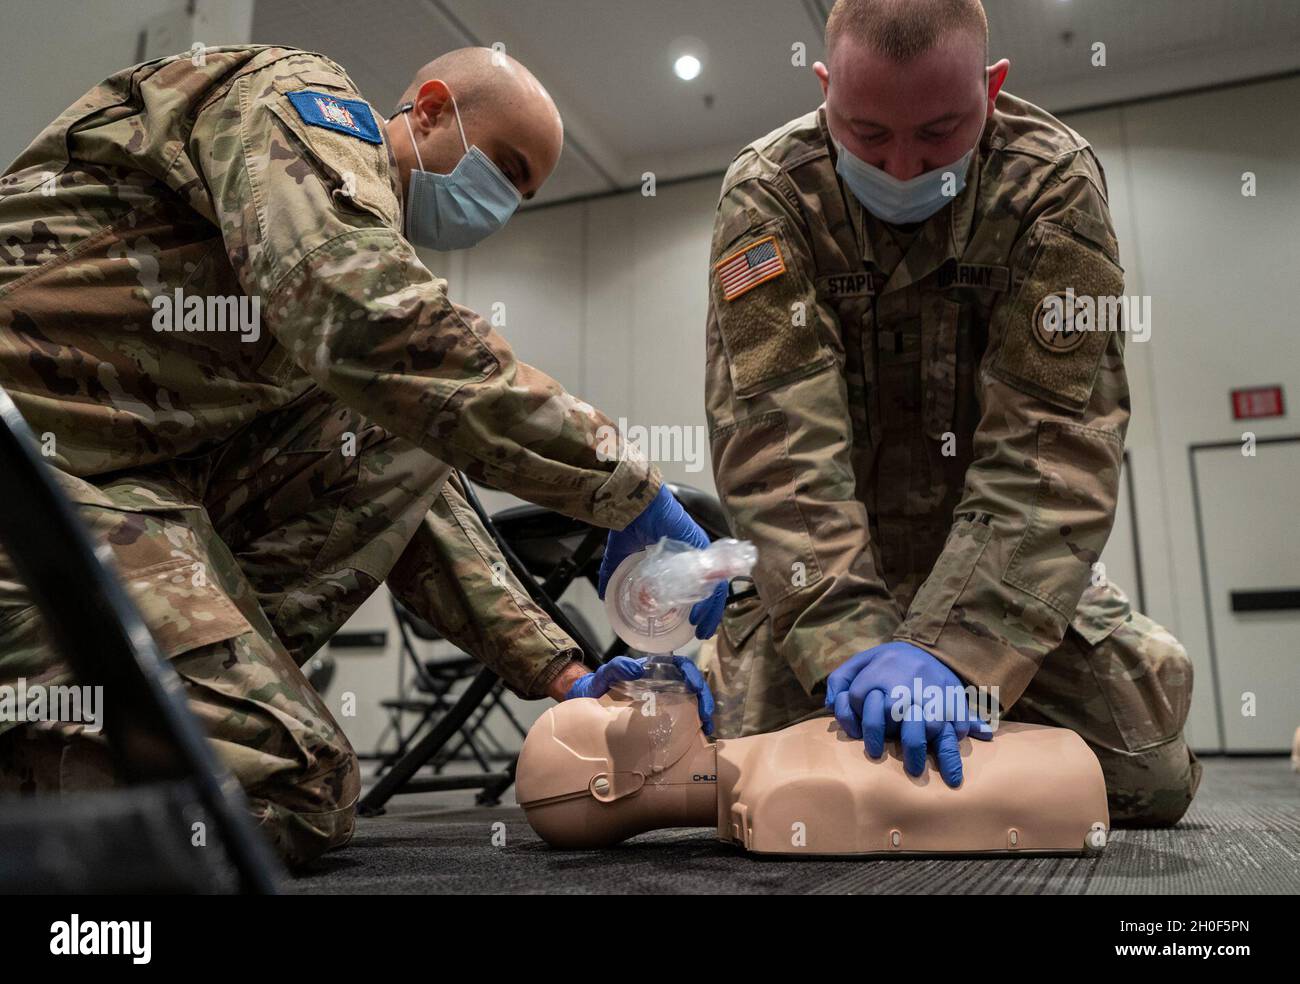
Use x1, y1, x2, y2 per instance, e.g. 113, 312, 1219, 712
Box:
378, 706, 438, 772
359, 666, 500, 816
434, 720, 493, 771
467, 700, 509, 758
491, 693, 531, 741
476, 756, 518, 807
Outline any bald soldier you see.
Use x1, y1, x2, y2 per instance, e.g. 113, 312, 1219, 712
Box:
0, 44, 722, 865
701, 0, 1200, 824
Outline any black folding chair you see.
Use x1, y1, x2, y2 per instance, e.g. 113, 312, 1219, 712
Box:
373, 598, 529, 775
358, 476, 732, 815
0, 387, 283, 893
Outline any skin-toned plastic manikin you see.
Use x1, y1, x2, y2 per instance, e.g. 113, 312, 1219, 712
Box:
517, 689, 1110, 856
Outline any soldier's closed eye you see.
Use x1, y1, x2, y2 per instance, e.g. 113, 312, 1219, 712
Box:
917, 113, 962, 141
500, 148, 533, 199
919, 126, 958, 141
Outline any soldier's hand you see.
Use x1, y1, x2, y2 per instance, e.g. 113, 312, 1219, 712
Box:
825, 641, 992, 787
564, 654, 715, 734
671, 653, 716, 735
599, 484, 727, 640
564, 655, 645, 700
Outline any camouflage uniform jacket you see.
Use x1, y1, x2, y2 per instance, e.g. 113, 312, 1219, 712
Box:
0, 44, 656, 527
706, 93, 1129, 708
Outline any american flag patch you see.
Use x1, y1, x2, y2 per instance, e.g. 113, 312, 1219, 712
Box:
715, 235, 786, 301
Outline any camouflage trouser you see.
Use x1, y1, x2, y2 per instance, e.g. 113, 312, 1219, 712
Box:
0, 387, 450, 866
701, 581, 1202, 827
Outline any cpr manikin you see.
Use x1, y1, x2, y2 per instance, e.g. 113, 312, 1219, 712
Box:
517, 689, 1110, 855
519, 541, 1110, 856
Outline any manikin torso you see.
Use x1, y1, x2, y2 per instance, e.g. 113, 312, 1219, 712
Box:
517, 689, 1109, 856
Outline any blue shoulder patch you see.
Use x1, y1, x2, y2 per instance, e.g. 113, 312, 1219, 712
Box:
286, 90, 383, 145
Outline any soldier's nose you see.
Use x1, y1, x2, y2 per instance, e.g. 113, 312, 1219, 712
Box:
883, 158, 926, 182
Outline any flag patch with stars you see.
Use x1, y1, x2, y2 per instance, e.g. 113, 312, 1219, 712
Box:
715, 235, 787, 301
286, 90, 383, 144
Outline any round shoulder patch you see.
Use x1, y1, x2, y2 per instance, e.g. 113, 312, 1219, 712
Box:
1033, 290, 1089, 353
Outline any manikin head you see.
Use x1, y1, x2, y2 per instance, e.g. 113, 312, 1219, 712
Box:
516, 689, 716, 848
815, 0, 1009, 183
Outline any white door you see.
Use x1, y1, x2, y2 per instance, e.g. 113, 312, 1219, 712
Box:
1193, 438, 1300, 751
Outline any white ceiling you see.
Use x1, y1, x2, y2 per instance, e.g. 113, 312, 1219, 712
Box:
251, 0, 1300, 206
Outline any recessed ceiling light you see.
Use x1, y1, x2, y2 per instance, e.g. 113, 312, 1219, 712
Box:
674, 54, 702, 81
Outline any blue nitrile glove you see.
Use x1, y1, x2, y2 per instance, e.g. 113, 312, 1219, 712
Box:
672, 654, 716, 736
564, 655, 645, 700
824, 641, 993, 787
598, 484, 728, 640
564, 654, 715, 736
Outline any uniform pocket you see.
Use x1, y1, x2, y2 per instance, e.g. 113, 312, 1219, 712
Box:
711, 218, 833, 398
1082, 610, 1193, 753
1070, 579, 1131, 645
990, 223, 1124, 413
264, 84, 398, 229
117, 556, 252, 659
1003, 420, 1124, 616
1, 505, 252, 673
58, 483, 254, 660
721, 591, 768, 653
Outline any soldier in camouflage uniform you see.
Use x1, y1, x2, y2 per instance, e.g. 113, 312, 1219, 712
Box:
0, 45, 672, 865
701, 0, 1200, 825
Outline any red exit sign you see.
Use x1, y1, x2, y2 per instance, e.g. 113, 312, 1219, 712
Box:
1231, 385, 1285, 420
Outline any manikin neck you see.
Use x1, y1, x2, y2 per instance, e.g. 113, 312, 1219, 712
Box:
670, 738, 720, 828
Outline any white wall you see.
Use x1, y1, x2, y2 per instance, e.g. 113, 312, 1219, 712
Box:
457, 179, 723, 494
1062, 77, 1300, 751
335, 76, 1300, 757
0, 0, 253, 173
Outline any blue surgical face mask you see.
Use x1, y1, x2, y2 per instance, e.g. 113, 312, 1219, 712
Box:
833, 137, 975, 226
396, 94, 520, 251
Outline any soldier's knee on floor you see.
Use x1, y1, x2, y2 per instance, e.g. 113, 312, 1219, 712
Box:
253, 743, 360, 867
1100, 734, 1203, 828
307, 742, 360, 844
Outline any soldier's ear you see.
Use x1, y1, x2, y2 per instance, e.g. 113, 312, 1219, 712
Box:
985, 59, 1010, 114
411, 78, 453, 133
813, 60, 830, 98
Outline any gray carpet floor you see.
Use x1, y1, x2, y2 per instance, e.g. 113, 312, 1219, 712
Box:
289, 757, 1299, 894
